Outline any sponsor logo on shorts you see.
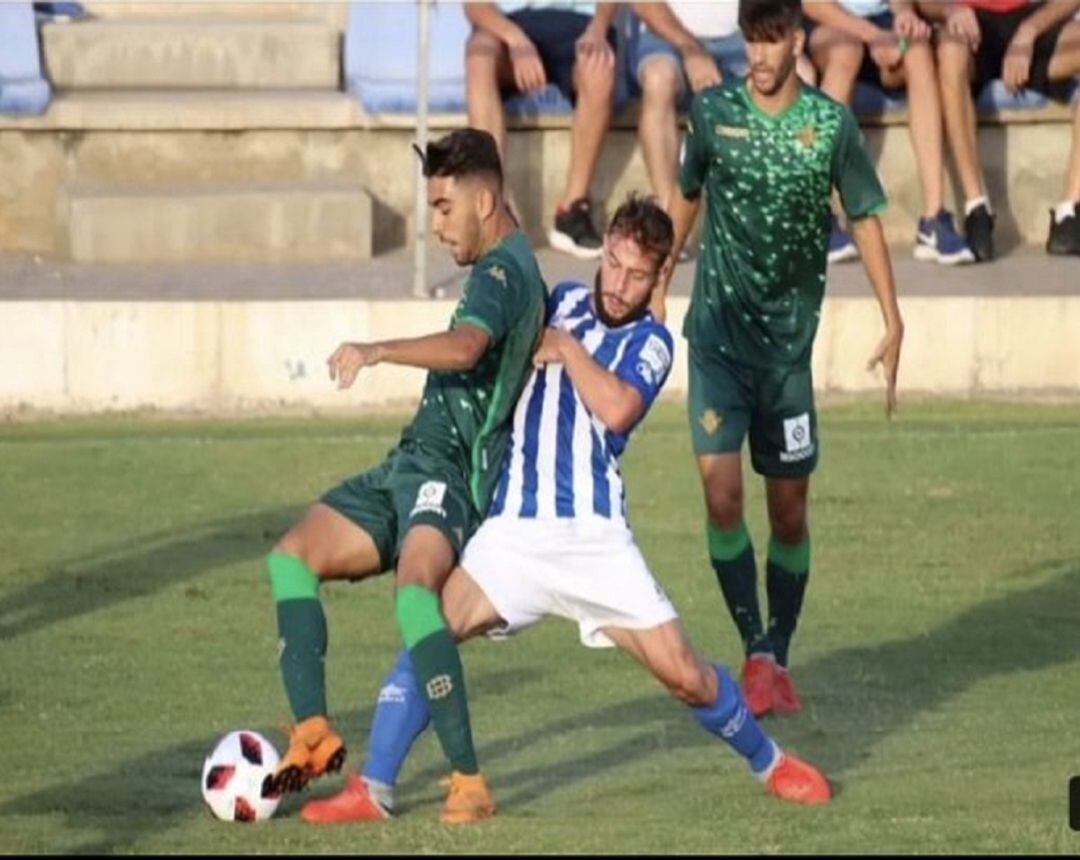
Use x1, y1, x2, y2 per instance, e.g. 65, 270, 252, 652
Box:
411, 480, 448, 518
636, 334, 672, 389
378, 683, 407, 705
716, 124, 751, 140
699, 408, 724, 436
426, 674, 453, 700
780, 413, 815, 463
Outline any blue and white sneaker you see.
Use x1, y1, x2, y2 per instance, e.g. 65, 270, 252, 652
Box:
914, 210, 976, 265
827, 216, 859, 264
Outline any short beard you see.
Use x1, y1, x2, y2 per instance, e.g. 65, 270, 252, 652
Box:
593, 271, 651, 328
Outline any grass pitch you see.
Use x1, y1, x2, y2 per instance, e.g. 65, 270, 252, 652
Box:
1, 399, 1078, 853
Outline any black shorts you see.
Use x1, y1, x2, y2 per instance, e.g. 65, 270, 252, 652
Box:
971, 5, 1072, 100
506, 8, 616, 103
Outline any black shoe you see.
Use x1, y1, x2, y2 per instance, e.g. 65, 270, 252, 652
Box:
1047, 206, 1080, 256
549, 199, 603, 259
964, 202, 996, 262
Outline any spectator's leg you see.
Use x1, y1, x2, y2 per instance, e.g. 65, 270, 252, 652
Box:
560, 43, 616, 210
936, 33, 984, 205
466, 29, 514, 161
1065, 102, 1080, 204
891, 42, 944, 218
1046, 21, 1080, 202
808, 25, 863, 105
637, 55, 682, 209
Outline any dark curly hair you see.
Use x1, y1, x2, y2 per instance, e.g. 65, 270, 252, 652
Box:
606, 194, 675, 270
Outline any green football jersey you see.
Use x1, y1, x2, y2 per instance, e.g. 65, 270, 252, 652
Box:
680, 79, 887, 368
400, 229, 547, 515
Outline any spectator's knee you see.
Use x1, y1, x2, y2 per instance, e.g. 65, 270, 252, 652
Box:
639, 57, 681, 104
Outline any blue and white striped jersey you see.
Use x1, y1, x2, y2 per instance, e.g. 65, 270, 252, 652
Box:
488, 280, 675, 524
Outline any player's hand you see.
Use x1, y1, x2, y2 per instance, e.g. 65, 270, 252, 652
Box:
945, 5, 981, 51
327, 341, 383, 390
1002, 23, 1035, 93
869, 31, 904, 72
576, 25, 615, 78
507, 35, 547, 93
532, 327, 570, 368
866, 323, 904, 419
893, 8, 930, 43
681, 45, 722, 93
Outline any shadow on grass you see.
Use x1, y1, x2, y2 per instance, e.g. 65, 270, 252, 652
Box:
0, 507, 302, 642
0, 665, 542, 854
400, 560, 1080, 811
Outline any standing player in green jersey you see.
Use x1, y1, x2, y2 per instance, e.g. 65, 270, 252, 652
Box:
656, 0, 904, 718
263, 128, 546, 824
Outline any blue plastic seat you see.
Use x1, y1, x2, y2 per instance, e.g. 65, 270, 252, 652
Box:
0, 2, 51, 116
346, 1, 626, 116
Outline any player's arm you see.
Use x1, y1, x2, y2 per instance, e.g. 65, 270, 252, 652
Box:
534, 328, 646, 435
465, 3, 547, 93
653, 191, 701, 322
1000, 0, 1080, 91
327, 325, 490, 390
850, 216, 904, 418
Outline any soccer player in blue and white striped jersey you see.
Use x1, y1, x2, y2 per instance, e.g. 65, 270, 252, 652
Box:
301, 195, 831, 825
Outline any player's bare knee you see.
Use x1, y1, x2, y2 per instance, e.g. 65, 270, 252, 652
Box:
271, 533, 326, 578
769, 507, 807, 545
705, 488, 744, 529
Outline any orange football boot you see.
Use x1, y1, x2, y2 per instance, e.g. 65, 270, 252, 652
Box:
766, 754, 831, 805
266, 716, 346, 795
741, 653, 777, 717
301, 773, 391, 824
772, 666, 804, 714
440, 771, 496, 825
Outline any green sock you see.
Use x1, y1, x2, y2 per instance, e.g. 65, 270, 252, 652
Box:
268, 552, 327, 721
766, 533, 811, 668
708, 521, 772, 656
396, 584, 478, 775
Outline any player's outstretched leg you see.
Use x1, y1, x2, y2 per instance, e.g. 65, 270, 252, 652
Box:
302, 650, 431, 823
692, 664, 829, 805
605, 622, 829, 805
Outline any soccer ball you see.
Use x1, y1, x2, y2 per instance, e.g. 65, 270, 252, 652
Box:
201, 730, 282, 822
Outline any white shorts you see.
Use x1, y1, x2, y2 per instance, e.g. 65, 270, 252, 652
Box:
460, 516, 679, 648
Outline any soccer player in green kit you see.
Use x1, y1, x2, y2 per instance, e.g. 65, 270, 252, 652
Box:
263, 128, 546, 823
656, 0, 904, 718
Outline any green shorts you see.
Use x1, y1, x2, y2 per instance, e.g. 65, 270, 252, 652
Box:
320, 444, 478, 571
687, 347, 819, 478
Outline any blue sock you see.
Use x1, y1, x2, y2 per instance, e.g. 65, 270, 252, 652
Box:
362, 650, 431, 787
691, 664, 778, 777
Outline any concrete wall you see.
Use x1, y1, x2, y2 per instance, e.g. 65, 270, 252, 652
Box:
2, 113, 1076, 259
3, 295, 1078, 415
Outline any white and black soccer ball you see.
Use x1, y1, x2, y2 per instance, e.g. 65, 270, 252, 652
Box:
201, 730, 282, 822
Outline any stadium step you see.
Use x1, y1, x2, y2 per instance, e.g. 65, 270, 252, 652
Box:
40, 19, 341, 90
65, 184, 373, 263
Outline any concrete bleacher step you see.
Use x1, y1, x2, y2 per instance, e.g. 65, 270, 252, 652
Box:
66, 184, 372, 264
41, 19, 341, 90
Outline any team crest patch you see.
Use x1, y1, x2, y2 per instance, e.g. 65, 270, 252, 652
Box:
411, 480, 448, 518
426, 675, 453, 700
486, 265, 507, 286
700, 408, 723, 436
796, 126, 818, 150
